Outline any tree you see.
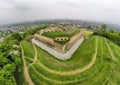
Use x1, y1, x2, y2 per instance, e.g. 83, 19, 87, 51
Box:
0, 63, 16, 85
109, 29, 114, 33
12, 32, 22, 42
101, 24, 107, 32
0, 43, 12, 53
0, 54, 8, 67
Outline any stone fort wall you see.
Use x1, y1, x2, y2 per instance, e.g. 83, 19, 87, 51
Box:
34, 32, 82, 53
34, 34, 55, 47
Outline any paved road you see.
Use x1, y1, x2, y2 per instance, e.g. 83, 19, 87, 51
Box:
31, 37, 84, 60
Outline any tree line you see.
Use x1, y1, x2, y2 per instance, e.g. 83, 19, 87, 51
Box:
0, 25, 47, 85
93, 24, 120, 45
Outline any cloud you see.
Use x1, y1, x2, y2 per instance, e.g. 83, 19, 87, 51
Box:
0, 1, 13, 9
0, 0, 34, 11
0, 0, 120, 25
13, 3, 32, 11
57, 0, 79, 7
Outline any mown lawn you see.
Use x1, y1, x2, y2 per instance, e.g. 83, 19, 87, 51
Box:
27, 36, 120, 85
21, 40, 35, 59
29, 36, 102, 85
106, 40, 120, 85
42, 29, 80, 45
21, 40, 34, 65
42, 29, 80, 39
42, 32, 70, 38
79, 36, 111, 85
36, 36, 96, 71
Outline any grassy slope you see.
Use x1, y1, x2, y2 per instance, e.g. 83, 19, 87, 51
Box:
29, 36, 101, 85
22, 35, 120, 85
106, 40, 120, 85
42, 32, 70, 38
42, 29, 80, 45
36, 36, 96, 71
21, 40, 34, 65
79, 36, 111, 85
42, 29, 80, 39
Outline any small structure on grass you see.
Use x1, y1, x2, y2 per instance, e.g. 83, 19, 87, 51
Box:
34, 26, 84, 53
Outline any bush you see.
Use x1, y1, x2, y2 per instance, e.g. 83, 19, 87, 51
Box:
93, 31, 120, 45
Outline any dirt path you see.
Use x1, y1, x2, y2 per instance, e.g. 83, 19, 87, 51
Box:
20, 42, 35, 85
105, 38, 116, 61
105, 38, 120, 65
26, 57, 33, 61
104, 38, 118, 85
28, 43, 38, 69
35, 37, 98, 75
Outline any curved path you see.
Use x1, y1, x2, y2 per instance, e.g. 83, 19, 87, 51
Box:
28, 43, 38, 69
20, 37, 98, 84
34, 37, 98, 75
105, 38, 120, 65
105, 38, 116, 61
104, 38, 119, 85
20, 42, 35, 85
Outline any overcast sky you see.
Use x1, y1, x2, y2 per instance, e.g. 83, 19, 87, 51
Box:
0, 0, 120, 25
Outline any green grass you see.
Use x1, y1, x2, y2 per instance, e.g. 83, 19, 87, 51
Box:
42, 32, 70, 45
80, 36, 111, 85
42, 29, 80, 45
36, 36, 96, 71
54, 40, 69, 45
108, 40, 120, 62
42, 32, 70, 38
105, 39, 120, 85
42, 29, 80, 39
29, 66, 52, 85
25, 57, 33, 66
0, 31, 2, 36
24, 35, 120, 85
21, 40, 35, 59
28, 36, 103, 85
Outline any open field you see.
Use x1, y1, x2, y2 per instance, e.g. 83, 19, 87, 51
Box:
42, 28, 80, 45
35, 36, 96, 71
21, 40, 35, 66
21, 35, 120, 85
42, 32, 70, 38
42, 28, 80, 39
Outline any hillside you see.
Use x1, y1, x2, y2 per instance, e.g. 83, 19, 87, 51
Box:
21, 35, 120, 85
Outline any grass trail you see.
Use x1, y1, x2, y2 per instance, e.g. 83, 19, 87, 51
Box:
28, 43, 38, 69
20, 42, 35, 85
35, 37, 98, 75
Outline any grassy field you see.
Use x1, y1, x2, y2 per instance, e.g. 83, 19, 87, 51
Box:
21, 40, 34, 66
36, 36, 96, 71
42, 29, 80, 39
42, 32, 70, 38
42, 29, 80, 45
22, 35, 120, 85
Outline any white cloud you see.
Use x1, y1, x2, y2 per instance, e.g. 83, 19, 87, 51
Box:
0, 0, 120, 25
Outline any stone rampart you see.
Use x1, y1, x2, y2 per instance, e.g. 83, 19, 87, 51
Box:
34, 32, 82, 53
34, 34, 54, 46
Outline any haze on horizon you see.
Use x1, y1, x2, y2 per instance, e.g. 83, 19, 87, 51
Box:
0, 0, 120, 25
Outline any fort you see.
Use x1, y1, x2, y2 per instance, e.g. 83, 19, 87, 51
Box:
33, 27, 84, 53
